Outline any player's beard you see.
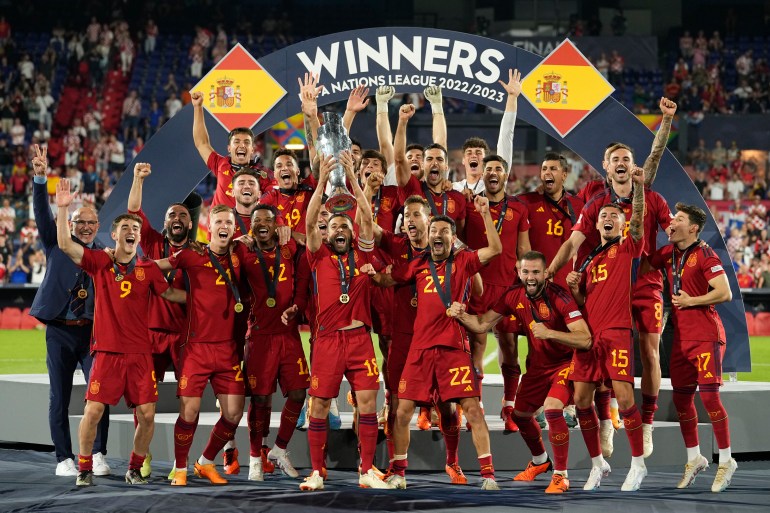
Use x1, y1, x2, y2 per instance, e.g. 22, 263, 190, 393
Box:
167, 225, 189, 245
525, 279, 545, 299
331, 234, 351, 255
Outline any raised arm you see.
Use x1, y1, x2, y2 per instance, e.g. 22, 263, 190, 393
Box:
394, 104, 415, 187
341, 150, 373, 243
643, 97, 678, 186
342, 85, 370, 134
629, 166, 646, 242
565, 270, 585, 306
547, 230, 586, 278
305, 153, 334, 253
127, 162, 151, 212
375, 86, 395, 167
55, 179, 84, 265
474, 196, 502, 264
496, 69, 522, 166
190, 91, 214, 163
424, 86, 446, 149
298, 73, 322, 163
30, 144, 56, 249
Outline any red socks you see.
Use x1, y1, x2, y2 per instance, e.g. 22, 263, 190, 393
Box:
501, 363, 521, 403
641, 393, 658, 425
78, 454, 93, 472
393, 457, 408, 476
247, 402, 270, 457
545, 409, 570, 471
673, 386, 699, 447
595, 389, 611, 421
308, 416, 327, 472
129, 451, 145, 470
478, 454, 495, 479
576, 406, 601, 458
512, 413, 545, 457
620, 405, 644, 457
275, 398, 304, 450
358, 413, 378, 473
700, 384, 731, 449
202, 417, 238, 461
438, 407, 461, 465
173, 417, 197, 468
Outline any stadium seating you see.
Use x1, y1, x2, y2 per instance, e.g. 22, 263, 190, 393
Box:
755, 312, 770, 336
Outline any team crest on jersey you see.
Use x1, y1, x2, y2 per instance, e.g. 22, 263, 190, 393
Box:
223, 170, 231, 176
89, 380, 100, 395
311, 376, 319, 390
608, 246, 618, 259
179, 375, 188, 390
381, 197, 393, 212
447, 199, 456, 213
297, 192, 306, 202
249, 375, 257, 389
398, 379, 407, 394
135, 267, 145, 281
539, 302, 550, 319
281, 246, 292, 259
505, 208, 514, 221
687, 254, 698, 267
231, 254, 240, 267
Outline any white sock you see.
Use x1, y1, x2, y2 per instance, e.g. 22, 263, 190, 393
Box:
686, 445, 701, 462
600, 419, 613, 429
329, 398, 339, 415
532, 452, 548, 465
610, 397, 619, 408
250, 455, 261, 465
631, 456, 645, 468
554, 469, 568, 478
224, 440, 235, 451
198, 455, 214, 465
394, 454, 407, 461
718, 447, 732, 464
591, 455, 606, 468
270, 446, 285, 457
504, 400, 515, 408
176, 466, 187, 472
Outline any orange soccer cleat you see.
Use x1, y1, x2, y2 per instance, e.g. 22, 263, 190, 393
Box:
261, 445, 275, 474
445, 463, 468, 485
417, 407, 432, 430
545, 473, 570, 494
170, 469, 187, 486
223, 448, 240, 475
514, 459, 553, 481
194, 462, 228, 485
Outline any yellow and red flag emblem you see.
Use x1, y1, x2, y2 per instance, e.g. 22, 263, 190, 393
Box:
192, 43, 286, 132
522, 39, 614, 137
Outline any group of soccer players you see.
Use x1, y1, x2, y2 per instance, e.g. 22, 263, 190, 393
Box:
41, 68, 738, 494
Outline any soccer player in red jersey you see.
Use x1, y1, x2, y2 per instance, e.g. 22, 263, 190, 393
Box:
230, 168, 262, 238
369, 196, 502, 490
127, 162, 193, 478
549, 143, 673, 458
55, 179, 185, 487
259, 149, 316, 241
644, 203, 737, 492
464, 155, 530, 432
565, 166, 648, 492
452, 251, 592, 494
157, 205, 248, 486
241, 205, 308, 481
394, 104, 467, 233
191, 91, 275, 207
299, 151, 393, 491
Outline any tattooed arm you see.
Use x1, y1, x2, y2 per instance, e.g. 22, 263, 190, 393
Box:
643, 97, 677, 186
629, 167, 646, 242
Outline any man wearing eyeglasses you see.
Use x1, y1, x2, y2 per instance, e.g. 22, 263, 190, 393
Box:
28, 144, 111, 478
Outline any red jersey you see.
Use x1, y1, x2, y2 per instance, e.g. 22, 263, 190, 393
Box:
132, 209, 187, 333
80, 249, 169, 354
207, 151, 276, 208
464, 195, 529, 287
580, 236, 644, 333
648, 242, 726, 344
492, 282, 582, 372
307, 244, 373, 336
379, 230, 428, 335
577, 178, 607, 204
242, 240, 299, 335
259, 184, 314, 234
400, 174, 466, 225
371, 185, 402, 233
169, 244, 245, 343
518, 191, 584, 289
573, 186, 671, 291
391, 249, 482, 351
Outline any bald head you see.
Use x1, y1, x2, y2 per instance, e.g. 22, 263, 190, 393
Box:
71, 207, 99, 244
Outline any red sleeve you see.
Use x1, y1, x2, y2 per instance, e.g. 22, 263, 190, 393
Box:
292, 247, 311, 312
146, 261, 170, 295
629, 235, 645, 257
653, 191, 672, 231
573, 204, 596, 236
516, 202, 530, 232
80, 247, 111, 274
551, 287, 584, 325
464, 249, 484, 276
259, 190, 277, 206
399, 174, 422, 200
390, 257, 418, 283
306, 243, 329, 268
701, 248, 727, 280
452, 191, 466, 219
168, 247, 193, 269
206, 151, 226, 177
491, 289, 515, 317
133, 208, 165, 256
648, 245, 670, 270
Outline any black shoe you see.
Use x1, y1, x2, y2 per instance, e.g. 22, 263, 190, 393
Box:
76, 470, 94, 486
125, 468, 148, 484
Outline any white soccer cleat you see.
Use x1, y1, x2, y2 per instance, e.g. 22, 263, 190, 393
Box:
676, 454, 709, 488
360, 468, 396, 489
642, 424, 654, 458
481, 477, 500, 490
268, 448, 299, 478
92, 452, 111, 476
299, 470, 324, 491
711, 458, 737, 493
248, 457, 264, 481
55, 458, 78, 476
621, 464, 647, 492
583, 460, 611, 490
600, 420, 615, 458
386, 474, 407, 489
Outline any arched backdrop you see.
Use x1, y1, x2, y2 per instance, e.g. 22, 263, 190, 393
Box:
98, 27, 750, 372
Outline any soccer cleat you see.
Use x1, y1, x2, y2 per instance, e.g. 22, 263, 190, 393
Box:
445, 463, 468, 484
535, 410, 546, 429
56, 458, 78, 477
194, 462, 228, 484
676, 454, 709, 489
125, 468, 148, 485
170, 469, 187, 486
610, 406, 622, 430
711, 458, 737, 493
249, 457, 264, 481
514, 459, 553, 481
319, 467, 328, 480
642, 424, 654, 458
261, 446, 276, 474
583, 460, 611, 490
481, 477, 500, 490
621, 464, 647, 491
501, 406, 519, 433
299, 470, 324, 491
360, 468, 396, 489
92, 452, 111, 476
600, 420, 615, 458
140, 452, 152, 478
268, 448, 299, 478
387, 473, 407, 489
167, 466, 176, 481
297, 402, 308, 429
329, 398, 343, 430
563, 405, 578, 428
224, 448, 240, 475
76, 470, 94, 487
545, 473, 570, 494
417, 407, 431, 430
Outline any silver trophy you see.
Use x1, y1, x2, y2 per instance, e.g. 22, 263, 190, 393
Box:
316, 111, 356, 212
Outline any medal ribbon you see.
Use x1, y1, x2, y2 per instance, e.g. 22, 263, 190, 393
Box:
113, 255, 137, 279
337, 249, 356, 297
257, 245, 281, 302
421, 181, 447, 216
672, 239, 701, 295
207, 247, 241, 306
577, 236, 621, 273
232, 207, 249, 237
163, 239, 189, 284
545, 192, 577, 225
491, 196, 509, 235
428, 253, 453, 310
528, 287, 555, 324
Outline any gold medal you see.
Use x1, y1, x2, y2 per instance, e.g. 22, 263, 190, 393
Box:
410, 296, 418, 308
266, 297, 276, 308
339, 293, 350, 304
115, 274, 124, 282
77, 289, 88, 299
446, 308, 452, 317
234, 302, 244, 313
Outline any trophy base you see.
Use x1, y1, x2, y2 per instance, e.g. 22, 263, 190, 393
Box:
325, 193, 357, 213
